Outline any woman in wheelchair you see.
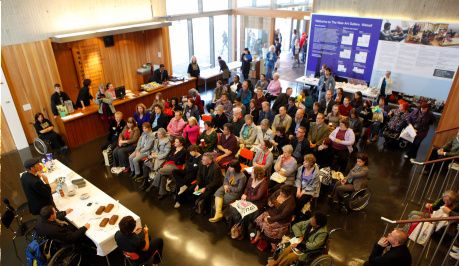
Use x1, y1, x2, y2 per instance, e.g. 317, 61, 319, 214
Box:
329, 153, 369, 203
294, 154, 320, 219
34, 112, 68, 153
384, 101, 410, 137
268, 212, 328, 266
115, 216, 163, 265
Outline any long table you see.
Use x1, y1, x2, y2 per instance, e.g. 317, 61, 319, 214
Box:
57, 78, 196, 148
199, 61, 241, 92
43, 160, 141, 257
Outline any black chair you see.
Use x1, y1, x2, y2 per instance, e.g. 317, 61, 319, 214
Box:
1, 209, 36, 264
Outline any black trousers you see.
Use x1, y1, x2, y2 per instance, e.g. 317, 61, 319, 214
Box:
406, 136, 425, 160
101, 135, 119, 151
333, 148, 350, 175
267, 179, 283, 193
187, 184, 216, 212
173, 169, 197, 203
40, 131, 65, 149
294, 194, 313, 217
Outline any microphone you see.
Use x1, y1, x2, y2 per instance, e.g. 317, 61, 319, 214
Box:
3, 198, 15, 212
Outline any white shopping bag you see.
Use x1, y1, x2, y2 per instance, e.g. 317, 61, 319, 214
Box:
409, 209, 448, 245
400, 124, 417, 143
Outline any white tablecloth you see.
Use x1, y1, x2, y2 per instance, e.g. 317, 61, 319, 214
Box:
335, 82, 379, 98
295, 76, 319, 86
46, 160, 141, 256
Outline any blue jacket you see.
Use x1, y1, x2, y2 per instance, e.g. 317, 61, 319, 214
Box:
265, 51, 278, 67
258, 110, 275, 126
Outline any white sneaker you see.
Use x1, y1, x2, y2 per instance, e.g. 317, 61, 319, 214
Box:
404, 155, 409, 159
178, 185, 188, 195
452, 246, 459, 253
450, 251, 459, 260
174, 202, 181, 209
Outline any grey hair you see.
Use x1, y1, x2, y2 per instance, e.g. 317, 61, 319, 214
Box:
233, 107, 242, 115
282, 144, 294, 154
216, 105, 224, 111
157, 128, 167, 137
203, 152, 213, 161
188, 88, 198, 97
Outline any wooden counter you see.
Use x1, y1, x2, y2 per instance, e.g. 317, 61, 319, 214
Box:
57, 78, 196, 148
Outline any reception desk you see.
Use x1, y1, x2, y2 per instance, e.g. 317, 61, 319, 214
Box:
57, 78, 196, 148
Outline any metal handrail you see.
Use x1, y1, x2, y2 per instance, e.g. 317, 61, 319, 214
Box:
381, 216, 459, 224
413, 154, 459, 165
435, 126, 459, 134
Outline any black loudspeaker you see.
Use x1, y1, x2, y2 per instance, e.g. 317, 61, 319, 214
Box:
103, 36, 114, 47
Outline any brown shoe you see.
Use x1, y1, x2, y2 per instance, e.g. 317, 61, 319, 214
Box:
371, 136, 378, 142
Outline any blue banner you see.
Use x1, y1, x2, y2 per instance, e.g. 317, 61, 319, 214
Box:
306, 14, 382, 82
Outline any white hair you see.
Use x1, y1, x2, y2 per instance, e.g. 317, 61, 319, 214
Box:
233, 107, 242, 115
269, 45, 276, 52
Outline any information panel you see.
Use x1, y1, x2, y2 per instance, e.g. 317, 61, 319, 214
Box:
306, 14, 382, 81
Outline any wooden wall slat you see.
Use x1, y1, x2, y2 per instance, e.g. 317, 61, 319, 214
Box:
1, 106, 17, 153
1, 40, 62, 144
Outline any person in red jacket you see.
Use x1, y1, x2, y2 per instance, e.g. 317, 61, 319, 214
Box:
339, 97, 354, 117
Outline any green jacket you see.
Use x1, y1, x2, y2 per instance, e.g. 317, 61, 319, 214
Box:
441, 136, 459, 157
292, 219, 327, 261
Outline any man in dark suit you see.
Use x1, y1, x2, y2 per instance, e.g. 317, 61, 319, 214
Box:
189, 152, 223, 213
150, 104, 169, 132
290, 126, 311, 164
20, 158, 70, 219
288, 109, 309, 139
35, 205, 90, 244
364, 230, 411, 266
319, 90, 335, 116
285, 97, 298, 118
148, 64, 169, 84
272, 87, 293, 115
50, 84, 76, 119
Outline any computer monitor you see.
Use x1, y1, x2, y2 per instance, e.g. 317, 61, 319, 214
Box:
115, 86, 125, 99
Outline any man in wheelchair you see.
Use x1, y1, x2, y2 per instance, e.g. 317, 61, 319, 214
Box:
35, 205, 90, 244
268, 212, 328, 266
382, 101, 410, 140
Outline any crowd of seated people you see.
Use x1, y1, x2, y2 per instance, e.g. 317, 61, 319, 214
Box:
31, 66, 455, 266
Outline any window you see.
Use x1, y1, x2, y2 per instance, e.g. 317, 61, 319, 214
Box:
214, 15, 229, 62
192, 17, 211, 70
166, 0, 198, 15
256, 0, 271, 8
169, 20, 190, 75
203, 0, 229, 11
237, 0, 254, 8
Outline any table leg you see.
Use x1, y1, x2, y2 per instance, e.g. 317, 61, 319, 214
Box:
204, 78, 207, 93
106, 255, 111, 265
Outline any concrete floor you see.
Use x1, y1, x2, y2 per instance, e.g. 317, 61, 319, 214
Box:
1, 55, 457, 266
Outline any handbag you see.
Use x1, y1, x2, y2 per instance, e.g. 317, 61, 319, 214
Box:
319, 167, 332, 185
407, 207, 432, 236
257, 238, 269, 251
231, 222, 243, 239
270, 172, 287, 184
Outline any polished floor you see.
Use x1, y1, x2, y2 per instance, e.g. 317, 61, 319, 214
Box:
1, 55, 457, 266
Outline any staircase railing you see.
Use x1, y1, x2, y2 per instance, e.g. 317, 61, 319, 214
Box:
404, 155, 459, 205
380, 216, 459, 266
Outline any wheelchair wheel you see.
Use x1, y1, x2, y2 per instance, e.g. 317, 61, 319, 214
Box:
34, 138, 51, 155
399, 140, 408, 148
310, 254, 334, 266
347, 188, 371, 211
48, 246, 81, 266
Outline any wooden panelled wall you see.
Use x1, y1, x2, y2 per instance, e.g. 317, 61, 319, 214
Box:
1, 40, 62, 144
52, 28, 172, 98
429, 66, 459, 159
2, 27, 172, 147
1, 106, 17, 153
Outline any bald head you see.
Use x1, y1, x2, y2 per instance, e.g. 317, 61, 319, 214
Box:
389, 230, 407, 246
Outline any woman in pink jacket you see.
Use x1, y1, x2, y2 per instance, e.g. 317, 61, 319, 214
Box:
183, 117, 200, 144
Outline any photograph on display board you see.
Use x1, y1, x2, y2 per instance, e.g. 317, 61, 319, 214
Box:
380, 20, 459, 47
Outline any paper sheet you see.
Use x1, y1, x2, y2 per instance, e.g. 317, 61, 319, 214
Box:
341, 33, 354, 45
339, 49, 351, 59
355, 51, 368, 63
357, 34, 371, 47
337, 65, 347, 72
244, 167, 253, 173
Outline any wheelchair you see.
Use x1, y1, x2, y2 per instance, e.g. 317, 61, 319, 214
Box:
32, 233, 85, 266
272, 228, 342, 266
339, 186, 372, 214
34, 138, 52, 155
381, 127, 408, 149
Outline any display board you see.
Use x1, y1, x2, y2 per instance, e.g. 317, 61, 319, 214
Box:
370, 19, 459, 101
305, 14, 459, 101
305, 14, 382, 81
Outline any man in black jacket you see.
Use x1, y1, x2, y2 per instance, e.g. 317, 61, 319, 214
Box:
148, 64, 169, 85
285, 97, 298, 118
288, 109, 309, 139
35, 205, 90, 244
272, 87, 293, 115
189, 153, 223, 213
290, 126, 311, 164
150, 104, 169, 132
319, 90, 335, 116
364, 230, 411, 266
20, 158, 69, 218
50, 84, 76, 119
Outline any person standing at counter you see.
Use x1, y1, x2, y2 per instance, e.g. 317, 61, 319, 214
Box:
94, 83, 116, 128
377, 70, 393, 103
149, 64, 169, 85
76, 79, 93, 110
106, 83, 117, 99
50, 84, 76, 119
241, 48, 252, 81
